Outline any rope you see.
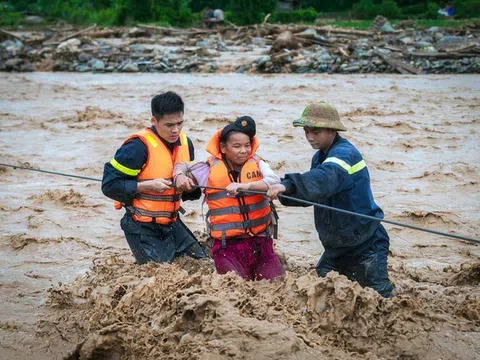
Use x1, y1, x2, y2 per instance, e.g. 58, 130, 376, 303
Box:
194, 184, 480, 245
0, 163, 101, 182
1, 162, 478, 244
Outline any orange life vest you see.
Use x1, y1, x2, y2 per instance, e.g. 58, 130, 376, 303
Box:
205, 130, 272, 245
118, 128, 190, 225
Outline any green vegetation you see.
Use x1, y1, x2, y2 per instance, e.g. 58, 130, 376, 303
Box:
0, 9, 23, 26
455, 0, 480, 17
0, 0, 478, 27
270, 7, 319, 23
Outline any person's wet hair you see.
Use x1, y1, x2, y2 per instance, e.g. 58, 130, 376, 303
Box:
151, 91, 184, 119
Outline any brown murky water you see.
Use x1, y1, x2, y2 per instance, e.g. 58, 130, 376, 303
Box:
1, 73, 479, 359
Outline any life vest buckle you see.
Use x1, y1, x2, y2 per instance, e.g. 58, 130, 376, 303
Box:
238, 204, 249, 214
242, 219, 253, 229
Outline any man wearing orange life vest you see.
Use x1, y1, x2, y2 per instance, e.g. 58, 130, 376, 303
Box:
174, 116, 285, 280
101, 92, 207, 264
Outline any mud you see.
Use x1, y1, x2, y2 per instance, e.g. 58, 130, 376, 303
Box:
28, 189, 87, 207
38, 258, 480, 360
0, 73, 479, 359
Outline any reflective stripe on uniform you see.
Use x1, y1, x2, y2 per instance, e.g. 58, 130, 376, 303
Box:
110, 158, 141, 176
209, 213, 271, 232
207, 199, 269, 216
323, 157, 366, 175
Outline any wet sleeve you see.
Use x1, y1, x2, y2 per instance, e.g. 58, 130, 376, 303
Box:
188, 162, 210, 187
279, 160, 349, 207
182, 137, 202, 201
258, 160, 281, 187
180, 162, 208, 201
180, 138, 202, 201
101, 139, 147, 203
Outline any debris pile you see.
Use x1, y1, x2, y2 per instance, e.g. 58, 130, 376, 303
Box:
264, 18, 480, 74
1, 19, 479, 74
40, 257, 480, 359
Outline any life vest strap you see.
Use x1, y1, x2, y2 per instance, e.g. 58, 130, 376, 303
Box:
206, 199, 269, 217
209, 213, 271, 232
221, 231, 227, 249
206, 190, 258, 201
135, 193, 181, 202
205, 190, 228, 201
127, 206, 178, 220
269, 201, 280, 239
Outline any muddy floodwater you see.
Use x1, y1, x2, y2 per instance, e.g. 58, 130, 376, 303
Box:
0, 72, 479, 359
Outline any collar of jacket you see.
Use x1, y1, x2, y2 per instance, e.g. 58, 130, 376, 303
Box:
320, 133, 342, 156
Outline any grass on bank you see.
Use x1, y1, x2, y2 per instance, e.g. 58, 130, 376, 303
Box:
0, 7, 477, 30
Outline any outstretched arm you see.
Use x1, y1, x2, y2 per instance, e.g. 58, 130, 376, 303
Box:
226, 160, 280, 195
174, 162, 210, 191
268, 164, 349, 207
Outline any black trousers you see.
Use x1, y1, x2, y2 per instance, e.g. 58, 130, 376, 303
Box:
121, 214, 207, 265
316, 224, 393, 298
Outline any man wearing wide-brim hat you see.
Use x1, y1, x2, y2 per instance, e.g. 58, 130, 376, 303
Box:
268, 102, 393, 298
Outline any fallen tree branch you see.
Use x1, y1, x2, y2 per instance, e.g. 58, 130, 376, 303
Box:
0, 29, 24, 41
316, 26, 374, 37
261, 14, 271, 26
43, 24, 97, 46
338, 47, 350, 58
225, 20, 238, 29
136, 24, 174, 35
375, 50, 421, 74
409, 51, 479, 58
58, 24, 97, 43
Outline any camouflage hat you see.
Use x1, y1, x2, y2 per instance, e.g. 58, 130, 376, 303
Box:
293, 102, 347, 131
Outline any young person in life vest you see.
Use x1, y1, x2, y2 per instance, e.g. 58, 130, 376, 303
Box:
101, 92, 207, 264
174, 116, 286, 281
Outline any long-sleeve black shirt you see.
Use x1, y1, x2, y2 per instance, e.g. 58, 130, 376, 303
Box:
102, 126, 201, 204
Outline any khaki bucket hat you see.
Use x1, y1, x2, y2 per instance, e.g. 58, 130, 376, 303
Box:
293, 102, 347, 131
